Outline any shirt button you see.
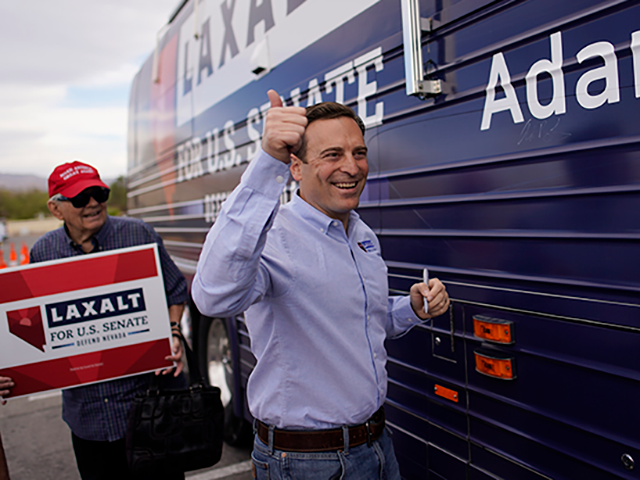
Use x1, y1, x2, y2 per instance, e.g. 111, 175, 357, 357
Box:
407, 318, 413, 323
367, 315, 371, 321
104, 398, 109, 403
374, 353, 378, 359
276, 175, 284, 184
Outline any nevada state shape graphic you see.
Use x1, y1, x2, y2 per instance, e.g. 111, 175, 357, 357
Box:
7, 306, 46, 352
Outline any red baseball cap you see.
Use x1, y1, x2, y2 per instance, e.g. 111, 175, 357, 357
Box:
48, 160, 109, 198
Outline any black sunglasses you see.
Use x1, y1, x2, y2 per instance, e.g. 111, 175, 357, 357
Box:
58, 187, 110, 208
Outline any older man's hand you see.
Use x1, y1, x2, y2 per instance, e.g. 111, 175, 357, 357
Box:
155, 335, 184, 377
0, 377, 14, 405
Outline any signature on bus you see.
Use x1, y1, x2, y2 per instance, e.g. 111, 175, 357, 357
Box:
517, 117, 571, 146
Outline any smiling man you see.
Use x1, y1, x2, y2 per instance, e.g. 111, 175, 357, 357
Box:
192, 91, 450, 479
290, 111, 369, 230
1, 161, 189, 480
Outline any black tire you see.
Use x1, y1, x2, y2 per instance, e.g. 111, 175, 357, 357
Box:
197, 316, 253, 447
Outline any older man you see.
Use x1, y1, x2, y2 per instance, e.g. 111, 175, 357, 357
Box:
1, 161, 188, 480
192, 91, 450, 479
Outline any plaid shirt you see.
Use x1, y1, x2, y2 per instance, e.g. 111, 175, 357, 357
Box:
30, 215, 188, 441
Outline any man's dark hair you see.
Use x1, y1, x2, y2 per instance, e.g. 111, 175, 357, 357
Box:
295, 102, 366, 162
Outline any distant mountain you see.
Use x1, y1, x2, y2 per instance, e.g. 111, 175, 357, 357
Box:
0, 174, 47, 192
0, 174, 117, 192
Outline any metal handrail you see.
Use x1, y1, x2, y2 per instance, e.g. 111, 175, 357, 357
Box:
401, 0, 442, 98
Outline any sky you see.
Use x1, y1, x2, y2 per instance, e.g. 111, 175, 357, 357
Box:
0, 0, 181, 180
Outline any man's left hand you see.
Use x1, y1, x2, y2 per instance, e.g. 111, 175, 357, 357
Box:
156, 335, 184, 377
410, 278, 450, 319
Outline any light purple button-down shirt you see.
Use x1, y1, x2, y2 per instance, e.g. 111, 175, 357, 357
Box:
192, 149, 424, 429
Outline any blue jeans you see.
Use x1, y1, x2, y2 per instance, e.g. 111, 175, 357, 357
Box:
251, 430, 401, 480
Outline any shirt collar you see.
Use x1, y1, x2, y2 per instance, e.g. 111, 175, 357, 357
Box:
289, 191, 360, 236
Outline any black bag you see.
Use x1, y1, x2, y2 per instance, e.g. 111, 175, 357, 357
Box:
125, 333, 224, 475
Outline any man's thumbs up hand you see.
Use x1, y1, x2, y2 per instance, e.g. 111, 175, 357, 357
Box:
262, 89, 307, 164
267, 89, 283, 109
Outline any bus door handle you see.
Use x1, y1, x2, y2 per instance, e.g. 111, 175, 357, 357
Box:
432, 302, 456, 361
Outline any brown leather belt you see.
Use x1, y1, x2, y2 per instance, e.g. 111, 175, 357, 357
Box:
256, 408, 385, 452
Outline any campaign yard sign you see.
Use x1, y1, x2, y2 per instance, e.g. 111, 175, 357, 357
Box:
0, 244, 174, 399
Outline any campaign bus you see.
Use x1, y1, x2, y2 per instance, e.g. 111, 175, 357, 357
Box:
127, 0, 640, 478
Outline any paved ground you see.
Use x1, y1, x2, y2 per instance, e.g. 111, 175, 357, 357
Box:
0, 392, 253, 480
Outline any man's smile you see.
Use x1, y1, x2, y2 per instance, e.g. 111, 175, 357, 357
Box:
333, 181, 359, 189
84, 210, 102, 219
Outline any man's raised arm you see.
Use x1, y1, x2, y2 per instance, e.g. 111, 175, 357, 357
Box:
191, 91, 306, 317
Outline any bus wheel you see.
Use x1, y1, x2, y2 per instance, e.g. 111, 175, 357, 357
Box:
198, 317, 252, 446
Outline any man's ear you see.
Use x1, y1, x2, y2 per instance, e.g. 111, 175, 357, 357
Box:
290, 154, 303, 182
47, 200, 64, 221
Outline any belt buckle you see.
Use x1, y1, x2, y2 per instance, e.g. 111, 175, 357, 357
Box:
365, 418, 372, 447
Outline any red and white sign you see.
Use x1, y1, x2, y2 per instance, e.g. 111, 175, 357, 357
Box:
0, 244, 174, 399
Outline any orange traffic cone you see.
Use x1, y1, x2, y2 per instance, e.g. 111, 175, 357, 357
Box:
0, 248, 6, 269
8, 244, 17, 267
19, 243, 29, 265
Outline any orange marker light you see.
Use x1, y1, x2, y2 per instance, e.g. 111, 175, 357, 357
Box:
474, 351, 516, 380
434, 384, 459, 403
473, 315, 514, 344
